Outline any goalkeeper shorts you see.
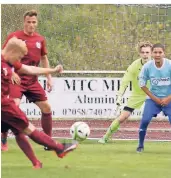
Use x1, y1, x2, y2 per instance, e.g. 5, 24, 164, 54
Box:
126, 94, 146, 109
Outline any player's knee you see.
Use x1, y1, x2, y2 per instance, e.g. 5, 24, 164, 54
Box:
118, 116, 127, 123
35, 100, 52, 113
118, 111, 131, 123
13, 98, 21, 106
23, 122, 36, 135
41, 103, 51, 113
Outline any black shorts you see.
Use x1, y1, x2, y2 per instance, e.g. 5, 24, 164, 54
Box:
123, 106, 134, 113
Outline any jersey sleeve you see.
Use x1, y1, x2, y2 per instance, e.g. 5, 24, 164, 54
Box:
139, 64, 149, 87
118, 63, 135, 96
13, 61, 22, 70
41, 37, 48, 56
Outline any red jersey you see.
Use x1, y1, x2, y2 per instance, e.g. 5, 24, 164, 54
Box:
3, 31, 48, 84
1, 56, 22, 104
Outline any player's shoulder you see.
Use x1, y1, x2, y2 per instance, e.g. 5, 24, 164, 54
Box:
34, 32, 45, 40
9, 30, 24, 36
144, 59, 153, 67
128, 58, 141, 68
131, 58, 141, 64
164, 58, 171, 64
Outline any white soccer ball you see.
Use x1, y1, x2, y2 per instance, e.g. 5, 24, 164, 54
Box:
70, 122, 90, 141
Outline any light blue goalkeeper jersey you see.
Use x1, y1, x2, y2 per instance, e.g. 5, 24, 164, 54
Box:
139, 58, 171, 98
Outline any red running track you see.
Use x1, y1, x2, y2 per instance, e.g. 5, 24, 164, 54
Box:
30, 120, 171, 141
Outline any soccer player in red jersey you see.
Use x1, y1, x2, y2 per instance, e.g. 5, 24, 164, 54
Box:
2, 10, 54, 151
1, 37, 78, 168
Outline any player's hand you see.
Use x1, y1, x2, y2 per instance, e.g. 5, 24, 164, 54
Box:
55, 65, 63, 73
154, 97, 162, 105
11, 72, 21, 85
160, 96, 171, 106
116, 94, 122, 106
47, 77, 53, 92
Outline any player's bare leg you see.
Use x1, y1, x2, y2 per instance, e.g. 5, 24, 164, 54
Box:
98, 110, 131, 144
35, 100, 52, 150
13, 98, 21, 106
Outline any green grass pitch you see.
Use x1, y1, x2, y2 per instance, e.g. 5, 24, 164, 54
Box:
2, 139, 171, 178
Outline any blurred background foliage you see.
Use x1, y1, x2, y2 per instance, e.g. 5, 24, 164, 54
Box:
2, 4, 171, 70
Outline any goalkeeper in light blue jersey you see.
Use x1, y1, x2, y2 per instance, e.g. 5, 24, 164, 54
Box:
137, 43, 171, 152
98, 41, 153, 144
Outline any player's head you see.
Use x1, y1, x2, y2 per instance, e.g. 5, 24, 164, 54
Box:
2, 37, 28, 64
152, 43, 165, 63
23, 10, 38, 35
138, 41, 153, 64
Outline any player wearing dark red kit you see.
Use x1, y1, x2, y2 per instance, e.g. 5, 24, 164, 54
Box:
1, 37, 78, 168
2, 10, 53, 151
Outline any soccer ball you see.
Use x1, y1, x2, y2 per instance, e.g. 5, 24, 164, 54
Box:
70, 122, 90, 141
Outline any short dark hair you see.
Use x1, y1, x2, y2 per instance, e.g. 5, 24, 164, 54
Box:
152, 43, 165, 51
24, 10, 37, 19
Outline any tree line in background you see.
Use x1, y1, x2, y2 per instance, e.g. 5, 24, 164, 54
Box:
2, 4, 171, 71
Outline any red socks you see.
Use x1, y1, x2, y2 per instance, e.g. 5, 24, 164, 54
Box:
15, 133, 39, 166
41, 112, 52, 137
29, 129, 63, 152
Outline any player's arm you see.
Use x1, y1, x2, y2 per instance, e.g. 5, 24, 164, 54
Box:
160, 94, 171, 106
40, 55, 52, 91
16, 62, 63, 76
41, 55, 51, 75
11, 71, 21, 85
141, 85, 171, 106
40, 38, 53, 92
116, 64, 134, 105
139, 65, 162, 105
140, 86, 162, 104
160, 60, 171, 105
